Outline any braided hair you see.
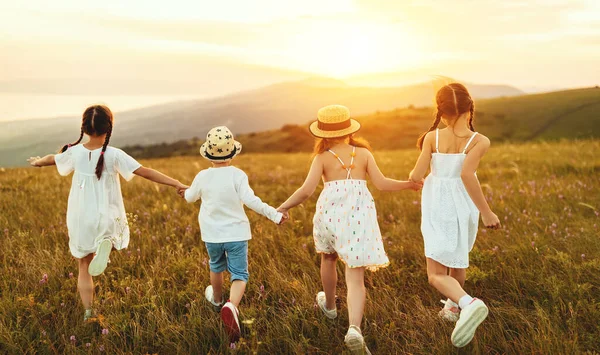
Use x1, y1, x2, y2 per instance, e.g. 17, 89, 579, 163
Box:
416, 83, 474, 150
60, 105, 114, 179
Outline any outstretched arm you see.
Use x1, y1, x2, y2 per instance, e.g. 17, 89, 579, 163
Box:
409, 132, 433, 182
277, 155, 324, 212
461, 137, 500, 229
28, 155, 56, 167
133, 167, 187, 190
367, 151, 422, 191
237, 173, 282, 224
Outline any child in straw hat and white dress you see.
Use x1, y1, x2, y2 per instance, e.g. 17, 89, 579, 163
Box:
180, 126, 286, 343
277, 105, 422, 354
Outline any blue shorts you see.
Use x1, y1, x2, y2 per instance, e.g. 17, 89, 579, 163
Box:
205, 241, 249, 283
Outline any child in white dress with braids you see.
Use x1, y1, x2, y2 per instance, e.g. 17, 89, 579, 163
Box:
278, 105, 422, 354
28, 105, 187, 321
409, 83, 501, 348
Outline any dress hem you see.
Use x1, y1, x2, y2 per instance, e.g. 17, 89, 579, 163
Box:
425, 255, 469, 269
316, 250, 390, 272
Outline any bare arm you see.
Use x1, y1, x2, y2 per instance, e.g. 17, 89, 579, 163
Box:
27, 155, 56, 167
461, 136, 501, 229
409, 132, 433, 182
278, 155, 324, 212
366, 151, 422, 192
133, 166, 186, 189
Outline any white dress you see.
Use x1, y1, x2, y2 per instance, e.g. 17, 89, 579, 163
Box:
421, 129, 480, 268
313, 147, 390, 272
55, 145, 141, 258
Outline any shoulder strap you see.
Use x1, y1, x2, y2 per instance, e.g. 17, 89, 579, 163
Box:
463, 133, 478, 153
328, 148, 354, 179
435, 129, 440, 153
347, 146, 356, 179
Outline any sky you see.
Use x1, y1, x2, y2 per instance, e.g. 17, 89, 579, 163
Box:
1, 0, 599, 100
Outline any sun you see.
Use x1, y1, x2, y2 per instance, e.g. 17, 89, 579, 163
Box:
281, 21, 419, 77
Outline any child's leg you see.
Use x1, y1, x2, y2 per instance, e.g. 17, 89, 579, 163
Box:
78, 254, 94, 309
426, 258, 467, 304
321, 253, 338, 310
449, 268, 466, 287
225, 241, 249, 308
345, 266, 366, 327
210, 271, 225, 303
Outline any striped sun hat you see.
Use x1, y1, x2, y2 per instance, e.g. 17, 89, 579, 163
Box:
200, 126, 242, 162
309, 105, 361, 138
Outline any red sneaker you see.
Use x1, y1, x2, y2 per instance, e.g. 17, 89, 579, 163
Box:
221, 302, 241, 342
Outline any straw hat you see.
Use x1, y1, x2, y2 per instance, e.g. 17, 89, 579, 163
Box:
309, 105, 361, 138
200, 126, 242, 162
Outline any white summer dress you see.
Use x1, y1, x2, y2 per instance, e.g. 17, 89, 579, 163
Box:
421, 129, 480, 268
55, 145, 141, 258
312, 146, 390, 271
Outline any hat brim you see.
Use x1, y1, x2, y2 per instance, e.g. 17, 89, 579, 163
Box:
200, 140, 242, 162
309, 119, 361, 138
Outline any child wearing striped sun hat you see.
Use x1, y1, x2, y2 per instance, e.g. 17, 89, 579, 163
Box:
277, 105, 422, 354
179, 126, 287, 343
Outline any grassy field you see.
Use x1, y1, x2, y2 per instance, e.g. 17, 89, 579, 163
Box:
1, 140, 599, 354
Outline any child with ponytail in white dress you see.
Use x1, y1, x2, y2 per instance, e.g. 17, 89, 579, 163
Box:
28, 105, 187, 321
409, 83, 501, 348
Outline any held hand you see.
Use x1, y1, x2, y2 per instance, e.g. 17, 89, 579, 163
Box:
408, 180, 423, 191
278, 211, 290, 225
175, 182, 189, 198
482, 211, 501, 230
27, 157, 41, 167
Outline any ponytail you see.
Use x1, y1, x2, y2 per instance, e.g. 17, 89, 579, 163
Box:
95, 120, 112, 180
60, 126, 84, 153
416, 110, 443, 150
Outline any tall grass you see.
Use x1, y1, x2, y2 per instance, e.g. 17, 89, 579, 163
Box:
1, 140, 599, 354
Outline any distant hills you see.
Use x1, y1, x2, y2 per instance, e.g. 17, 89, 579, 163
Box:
0, 78, 525, 166
124, 87, 600, 159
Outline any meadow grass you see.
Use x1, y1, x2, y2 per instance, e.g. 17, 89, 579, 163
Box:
0, 140, 599, 354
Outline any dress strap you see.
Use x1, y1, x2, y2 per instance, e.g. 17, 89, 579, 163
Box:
435, 129, 440, 153
327, 148, 354, 180
462, 132, 478, 153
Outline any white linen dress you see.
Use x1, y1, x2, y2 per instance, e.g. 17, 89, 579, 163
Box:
421, 129, 480, 268
55, 145, 141, 258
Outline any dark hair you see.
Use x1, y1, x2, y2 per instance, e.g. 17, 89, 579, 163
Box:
60, 105, 113, 179
417, 83, 474, 150
313, 134, 372, 156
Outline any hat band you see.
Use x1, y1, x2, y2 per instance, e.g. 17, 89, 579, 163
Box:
317, 119, 351, 131
204, 146, 238, 161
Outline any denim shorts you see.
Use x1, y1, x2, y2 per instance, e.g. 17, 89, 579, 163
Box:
204, 241, 249, 283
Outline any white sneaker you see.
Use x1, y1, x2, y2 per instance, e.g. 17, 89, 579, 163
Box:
439, 299, 460, 322
83, 309, 94, 322
451, 298, 489, 348
205, 285, 224, 307
221, 302, 241, 342
88, 239, 112, 276
344, 326, 371, 355
316, 291, 337, 319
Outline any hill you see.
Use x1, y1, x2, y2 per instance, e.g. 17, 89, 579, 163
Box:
1, 140, 599, 353
0, 79, 522, 167
124, 87, 600, 159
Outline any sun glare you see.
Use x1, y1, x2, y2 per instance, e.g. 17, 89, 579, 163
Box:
281, 21, 420, 77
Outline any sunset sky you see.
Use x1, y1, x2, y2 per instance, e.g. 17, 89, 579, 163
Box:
1, 0, 599, 94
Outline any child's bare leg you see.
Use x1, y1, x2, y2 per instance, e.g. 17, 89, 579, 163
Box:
449, 268, 466, 287
229, 280, 247, 307
210, 271, 224, 303
321, 253, 338, 310
427, 258, 467, 304
78, 254, 94, 309
345, 266, 366, 327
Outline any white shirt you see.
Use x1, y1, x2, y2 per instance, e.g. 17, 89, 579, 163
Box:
184, 166, 282, 243
55, 145, 142, 258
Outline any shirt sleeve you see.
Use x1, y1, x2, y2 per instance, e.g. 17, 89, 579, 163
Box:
54, 149, 74, 176
236, 171, 283, 224
115, 149, 142, 181
184, 172, 204, 203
